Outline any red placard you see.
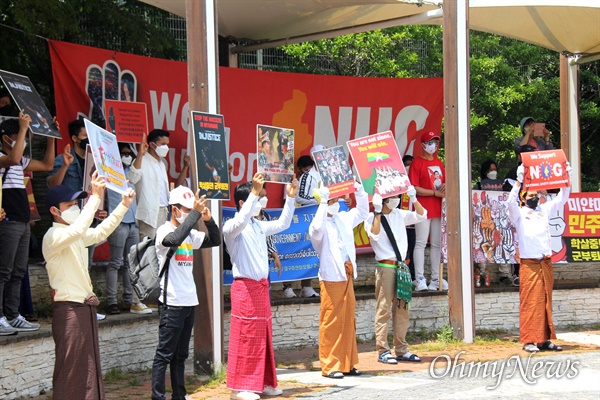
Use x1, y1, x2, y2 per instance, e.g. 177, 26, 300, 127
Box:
347, 130, 409, 200
103, 99, 148, 143
520, 149, 570, 191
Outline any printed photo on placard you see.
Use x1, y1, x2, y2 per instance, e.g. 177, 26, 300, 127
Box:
191, 111, 230, 200
104, 99, 148, 143
84, 119, 128, 195
256, 124, 295, 184
311, 145, 355, 198
520, 149, 570, 191
347, 131, 410, 200
0, 70, 61, 138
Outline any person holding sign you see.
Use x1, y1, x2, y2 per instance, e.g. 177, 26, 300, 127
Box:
514, 117, 554, 160
364, 189, 426, 364
224, 173, 298, 400
43, 172, 136, 399
507, 163, 571, 353
0, 111, 56, 335
309, 181, 369, 379
408, 131, 447, 292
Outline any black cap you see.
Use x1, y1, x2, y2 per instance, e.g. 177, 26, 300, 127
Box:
45, 185, 88, 211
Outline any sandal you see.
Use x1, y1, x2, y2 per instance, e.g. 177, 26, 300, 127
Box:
324, 371, 344, 379
538, 341, 562, 351
523, 343, 540, 353
343, 368, 362, 376
378, 350, 398, 364
397, 352, 421, 362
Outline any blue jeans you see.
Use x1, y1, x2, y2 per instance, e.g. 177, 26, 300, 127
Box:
0, 221, 30, 319
151, 305, 195, 400
106, 222, 138, 305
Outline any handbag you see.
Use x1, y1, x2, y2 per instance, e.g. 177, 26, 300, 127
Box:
379, 214, 412, 307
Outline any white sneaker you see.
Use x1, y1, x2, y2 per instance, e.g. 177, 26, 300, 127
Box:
428, 279, 448, 291
231, 391, 260, 400
300, 286, 319, 298
96, 313, 106, 321
8, 314, 40, 331
413, 277, 428, 291
0, 316, 18, 336
130, 303, 152, 314
261, 386, 283, 396
283, 287, 296, 298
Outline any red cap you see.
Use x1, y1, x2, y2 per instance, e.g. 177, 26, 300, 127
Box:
421, 131, 441, 142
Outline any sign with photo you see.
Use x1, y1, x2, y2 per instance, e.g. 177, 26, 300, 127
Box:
520, 149, 570, 191
191, 111, 230, 200
103, 99, 148, 143
84, 118, 128, 195
82, 144, 106, 208
256, 124, 295, 184
347, 131, 410, 200
311, 145, 355, 198
0, 70, 61, 138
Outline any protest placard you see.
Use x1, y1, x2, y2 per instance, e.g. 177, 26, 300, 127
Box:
311, 145, 355, 198
520, 149, 570, 191
191, 111, 230, 199
84, 119, 128, 195
0, 70, 61, 138
104, 99, 148, 143
256, 124, 295, 184
82, 145, 106, 208
347, 130, 410, 200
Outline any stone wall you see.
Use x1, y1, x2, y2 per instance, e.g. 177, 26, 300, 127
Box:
2, 285, 598, 399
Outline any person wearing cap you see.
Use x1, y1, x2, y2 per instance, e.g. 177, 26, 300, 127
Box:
309, 181, 369, 379
408, 131, 448, 292
508, 163, 571, 353
0, 110, 56, 336
514, 117, 554, 160
42, 171, 135, 399
151, 185, 221, 400
224, 172, 297, 400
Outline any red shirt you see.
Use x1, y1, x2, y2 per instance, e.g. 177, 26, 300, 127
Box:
408, 156, 445, 219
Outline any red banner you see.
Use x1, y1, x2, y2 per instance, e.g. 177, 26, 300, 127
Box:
520, 149, 570, 191
49, 40, 444, 209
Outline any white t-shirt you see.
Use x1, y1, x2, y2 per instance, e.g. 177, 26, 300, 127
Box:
155, 222, 206, 306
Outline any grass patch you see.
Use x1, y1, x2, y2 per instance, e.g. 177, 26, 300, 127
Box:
128, 377, 143, 386
104, 368, 126, 384
197, 364, 226, 390
436, 324, 459, 343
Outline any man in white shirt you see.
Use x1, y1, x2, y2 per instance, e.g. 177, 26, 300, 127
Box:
224, 172, 297, 400
364, 190, 426, 364
128, 129, 170, 240
508, 164, 571, 353
309, 182, 369, 379
151, 186, 221, 400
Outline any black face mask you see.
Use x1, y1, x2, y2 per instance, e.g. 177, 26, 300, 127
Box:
79, 138, 89, 149
0, 105, 12, 116
526, 197, 539, 209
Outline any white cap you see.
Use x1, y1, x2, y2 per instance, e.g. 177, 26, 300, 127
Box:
169, 186, 195, 209
310, 144, 326, 153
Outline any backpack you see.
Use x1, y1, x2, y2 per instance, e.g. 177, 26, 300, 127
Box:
128, 236, 174, 303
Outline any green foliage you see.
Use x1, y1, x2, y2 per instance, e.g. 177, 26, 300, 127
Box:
436, 324, 459, 343
104, 368, 126, 384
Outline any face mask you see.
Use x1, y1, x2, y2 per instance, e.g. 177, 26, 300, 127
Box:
79, 138, 89, 149
424, 143, 438, 154
486, 171, 498, 180
175, 208, 189, 224
59, 205, 81, 225
524, 126, 531, 134
155, 144, 169, 158
386, 198, 400, 209
526, 196, 539, 209
212, 169, 218, 177
8, 138, 27, 150
0, 105, 11, 116
121, 155, 133, 166
327, 202, 340, 215
259, 196, 268, 209
252, 201, 263, 217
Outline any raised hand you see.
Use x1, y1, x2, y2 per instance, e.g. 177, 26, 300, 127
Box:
406, 185, 417, 202
251, 172, 264, 196
183, 154, 191, 168
565, 161, 573, 182
121, 187, 136, 208
90, 171, 106, 198
194, 190, 207, 214
316, 186, 330, 204
138, 133, 149, 156
516, 165, 525, 183
63, 144, 74, 167
353, 180, 365, 193
286, 178, 299, 198
372, 193, 383, 213
18, 109, 31, 131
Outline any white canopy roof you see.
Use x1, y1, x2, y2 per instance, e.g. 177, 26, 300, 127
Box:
139, 0, 600, 56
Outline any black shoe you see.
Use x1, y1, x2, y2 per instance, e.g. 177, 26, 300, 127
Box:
499, 276, 511, 286
343, 368, 362, 376
107, 304, 120, 315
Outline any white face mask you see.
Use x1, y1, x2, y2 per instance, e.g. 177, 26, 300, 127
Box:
155, 144, 169, 158
175, 208, 189, 224
259, 196, 268, 209
386, 198, 400, 209
327, 202, 340, 215
8, 138, 27, 150
121, 155, 133, 166
59, 205, 80, 225
252, 201, 263, 217
424, 143, 437, 154
487, 171, 498, 180
524, 126, 531, 134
